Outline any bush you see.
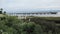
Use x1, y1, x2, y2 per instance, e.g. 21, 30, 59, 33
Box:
0, 16, 44, 34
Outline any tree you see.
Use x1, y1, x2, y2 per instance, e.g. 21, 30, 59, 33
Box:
0, 8, 3, 14
3, 11, 6, 15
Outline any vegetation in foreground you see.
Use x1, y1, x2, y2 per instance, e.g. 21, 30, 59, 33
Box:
0, 16, 44, 34
0, 15, 60, 34
23, 16, 60, 34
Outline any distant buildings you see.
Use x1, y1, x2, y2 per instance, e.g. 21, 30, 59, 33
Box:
7, 11, 60, 17
0, 8, 59, 17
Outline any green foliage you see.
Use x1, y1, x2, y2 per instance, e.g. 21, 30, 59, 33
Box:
0, 16, 44, 34
25, 17, 60, 34
33, 24, 43, 34
0, 16, 60, 34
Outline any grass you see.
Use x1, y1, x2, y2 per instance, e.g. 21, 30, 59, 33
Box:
0, 14, 5, 17
27, 16, 60, 20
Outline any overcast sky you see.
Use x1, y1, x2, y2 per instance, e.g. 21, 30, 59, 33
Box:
0, 0, 60, 12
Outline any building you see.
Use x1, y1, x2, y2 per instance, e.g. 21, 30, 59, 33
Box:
7, 12, 58, 17
7, 11, 60, 19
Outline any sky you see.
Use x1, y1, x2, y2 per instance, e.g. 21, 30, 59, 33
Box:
0, 0, 60, 13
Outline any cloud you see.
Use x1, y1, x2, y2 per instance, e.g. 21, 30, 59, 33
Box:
0, 0, 60, 10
